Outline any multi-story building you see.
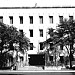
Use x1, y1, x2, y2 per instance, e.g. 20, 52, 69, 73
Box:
0, 6, 75, 66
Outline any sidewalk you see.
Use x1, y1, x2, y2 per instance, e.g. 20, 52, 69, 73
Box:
18, 66, 67, 71
18, 66, 43, 71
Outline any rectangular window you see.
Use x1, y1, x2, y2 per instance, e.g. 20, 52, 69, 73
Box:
69, 16, 73, 20
0, 16, 3, 23
9, 16, 13, 24
39, 29, 43, 37
39, 43, 43, 50
29, 16, 33, 24
49, 16, 53, 23
60, 56, 64, 63
50, 42, 54, 50
59, 16, 63, 23
49, 56, 53, 61
39, 16, 43, 24
60, 45, 63, 50
30, 43, 33, 50
19, 16, 23, 24
29, 29, 33, 37
19, 29, 23, 37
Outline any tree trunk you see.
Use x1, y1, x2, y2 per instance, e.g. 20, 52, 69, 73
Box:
69, 42, 73, 69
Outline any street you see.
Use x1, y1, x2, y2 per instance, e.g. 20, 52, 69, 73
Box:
0, 71, 75, 75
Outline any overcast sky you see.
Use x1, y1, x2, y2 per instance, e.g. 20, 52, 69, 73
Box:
0, 0, 75, 7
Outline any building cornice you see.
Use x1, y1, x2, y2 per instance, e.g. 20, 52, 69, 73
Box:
0, 6, 75, 9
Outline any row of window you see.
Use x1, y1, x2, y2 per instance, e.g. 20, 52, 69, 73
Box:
48, 56, 64, 63
0, 16, 73, 24
29, 29, 43, 37
30, 43, 43, 50
19, 30, 43, 50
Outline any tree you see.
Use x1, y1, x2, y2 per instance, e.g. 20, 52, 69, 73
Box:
43, 18, 75, 68
42, 28, 57, 66
56, 18, 75, 68
0, 22, 30, 68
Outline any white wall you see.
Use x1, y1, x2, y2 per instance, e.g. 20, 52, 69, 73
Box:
0, 7, 75, 54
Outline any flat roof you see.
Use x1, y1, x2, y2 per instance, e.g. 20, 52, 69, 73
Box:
0, 6, 75, 9
0, 0, 75, 8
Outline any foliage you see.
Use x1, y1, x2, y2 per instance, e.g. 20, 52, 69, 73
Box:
0, 22, 30, 68
42, 18, 75, 68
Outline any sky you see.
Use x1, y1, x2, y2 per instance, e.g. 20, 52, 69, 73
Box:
0, 0, 75, 7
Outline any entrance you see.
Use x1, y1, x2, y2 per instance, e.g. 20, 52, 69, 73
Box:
28, 54, 45, 66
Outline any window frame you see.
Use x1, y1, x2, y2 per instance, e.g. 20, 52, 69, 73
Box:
29, 29, 33, 37
39, 16, 43, 24
29, 16, 33, 24
59, 16, 63, 23
9, 16, 13, 24
0, 16, 3, 23
19, 16, 23, 24
49, 16, 53, 23
19, 29, 23, 37
39, 29, 43, 37
69, 16, 73, 20
39, 43, 43, 50
30, 43, 33, 50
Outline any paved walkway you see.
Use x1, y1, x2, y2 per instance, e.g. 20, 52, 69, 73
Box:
18, 66, 66, 71
18, 66, 43, 71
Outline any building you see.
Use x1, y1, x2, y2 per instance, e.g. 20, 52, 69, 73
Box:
0, 6, 75, 66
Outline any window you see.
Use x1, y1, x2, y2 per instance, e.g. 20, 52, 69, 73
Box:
59, 16, 63, 23
0, 16, 3, 23
39, 43, 43, 50
29, 29, 33, 37
39, 29, 43, 37
69, 16, 73, 20
50, 42, 54, 50
9, 16, 13, 24
19, 29, 23, 37
30, 43, 33, 50
60, 56, 64, 63
39, 16, 43, 24
60, 44, 63, 50
49, 56, 53, 61
29, 16, 33, 24
49, 16, 53, 23
19, 16, 23, 24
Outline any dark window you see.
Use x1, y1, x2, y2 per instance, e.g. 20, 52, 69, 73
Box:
49, 56, 53, 61
9, 42, 14, 50
69, 16, 73, 20
30, 29, 33, 37
39, 16, 43, 24
29, 16, 33, 24
9, 16, 13, 24
0, 16, 3, 23
59, 16, 63, 23
39, 43, 43, 50
30, 43, 33, 50
39, 29, 43, 37
60, 56, 64, 63
20, 57, 23, 61
19, 30, 23, 37
60, 45, 63, 50
19, 16, 23, 24
49, 16, 53, 23
50, 42, 54, 50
